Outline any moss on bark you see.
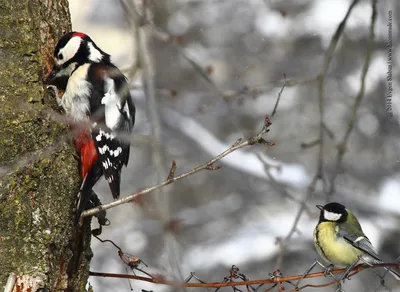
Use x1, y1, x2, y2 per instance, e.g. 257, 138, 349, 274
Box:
0, 0, 91, 290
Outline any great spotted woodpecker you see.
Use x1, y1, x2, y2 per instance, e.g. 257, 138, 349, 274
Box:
47, 32, 135, 224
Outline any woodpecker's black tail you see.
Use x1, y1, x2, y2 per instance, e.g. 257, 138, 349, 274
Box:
74, 161, 102, 226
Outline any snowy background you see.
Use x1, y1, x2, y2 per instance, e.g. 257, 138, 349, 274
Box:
68, 0, 400, 291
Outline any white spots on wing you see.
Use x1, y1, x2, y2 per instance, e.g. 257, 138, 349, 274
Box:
92, 122, 97, 128
107, 175, 114, 183
114, 147, 122, 157
323, 210, 342, 221
102, 158, 113, 170
98, 145, 108, 154
101, 77, 124, 131
62, 63, 91, 121
98, 145, 122, 157
56, 36, 82, 65
88, 42, 103, 62
96, 129, 116, 141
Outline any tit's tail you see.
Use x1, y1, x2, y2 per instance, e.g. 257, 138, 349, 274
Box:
375, 259, 400, 280
384, 266, 400, 280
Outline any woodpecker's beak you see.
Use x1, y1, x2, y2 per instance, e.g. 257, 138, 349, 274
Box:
46, 65, 59, 84
316, 205, 324, 211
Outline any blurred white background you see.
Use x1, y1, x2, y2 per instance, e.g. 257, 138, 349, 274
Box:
68, 0, 400, 291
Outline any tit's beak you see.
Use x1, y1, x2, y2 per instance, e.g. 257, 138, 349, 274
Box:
46, 65, 59, 84
316, 205, 324, 211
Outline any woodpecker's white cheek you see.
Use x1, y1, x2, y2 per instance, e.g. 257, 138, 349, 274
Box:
323, 210, 342, 221
57, 36, 82, 64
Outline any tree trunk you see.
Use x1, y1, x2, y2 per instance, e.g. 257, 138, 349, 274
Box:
0, 1, 91, 291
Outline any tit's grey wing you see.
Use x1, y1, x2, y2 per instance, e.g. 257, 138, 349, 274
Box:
338, 226, 380, 261
341, 227, 400, 280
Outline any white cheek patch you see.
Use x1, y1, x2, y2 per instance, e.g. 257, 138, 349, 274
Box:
56, 36, 82, 65
324, 210, 342, 221
88, 42, 103, 62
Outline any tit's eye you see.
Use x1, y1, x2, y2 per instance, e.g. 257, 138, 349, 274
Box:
58, 53, 63, 60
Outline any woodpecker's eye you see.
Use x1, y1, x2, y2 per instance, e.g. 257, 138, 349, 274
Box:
58, 53, 63, 60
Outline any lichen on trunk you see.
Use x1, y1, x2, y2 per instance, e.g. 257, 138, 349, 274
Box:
0, 0, 91, 290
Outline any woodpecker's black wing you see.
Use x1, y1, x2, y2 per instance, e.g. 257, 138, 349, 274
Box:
87, 63, 135, 199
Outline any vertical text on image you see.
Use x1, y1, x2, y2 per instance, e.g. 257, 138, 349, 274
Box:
386, 10, 393, 118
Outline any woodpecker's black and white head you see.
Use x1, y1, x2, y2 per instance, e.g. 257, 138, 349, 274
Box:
47, 31, 110, 90
317, 202, 348, 223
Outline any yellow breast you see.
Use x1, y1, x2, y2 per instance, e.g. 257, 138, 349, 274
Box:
313, 222, 364, 266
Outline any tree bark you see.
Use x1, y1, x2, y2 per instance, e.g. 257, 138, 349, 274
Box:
0, 1, 91, 291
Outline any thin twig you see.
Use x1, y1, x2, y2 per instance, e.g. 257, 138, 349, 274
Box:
327, 0, 377, 199
271, 74, 287, 118
81, 116, 273, 218
93, 234, 122, 251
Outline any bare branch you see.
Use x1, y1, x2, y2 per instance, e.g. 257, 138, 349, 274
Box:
271, 74, 287, 118
81, 115, 273, 218
89, 263, 400, 288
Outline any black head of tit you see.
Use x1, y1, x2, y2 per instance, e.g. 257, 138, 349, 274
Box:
46, 31, 111, 90
317, 202, 348, 224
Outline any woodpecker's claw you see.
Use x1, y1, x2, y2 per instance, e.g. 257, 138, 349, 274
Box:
46, 85, 62, 107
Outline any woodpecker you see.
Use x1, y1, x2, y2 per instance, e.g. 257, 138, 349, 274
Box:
47, 32, 135, 224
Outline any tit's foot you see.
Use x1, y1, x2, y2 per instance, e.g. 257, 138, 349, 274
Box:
323, 264, 335, 277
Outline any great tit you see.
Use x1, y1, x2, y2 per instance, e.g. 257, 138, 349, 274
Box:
314, 202, 400, 280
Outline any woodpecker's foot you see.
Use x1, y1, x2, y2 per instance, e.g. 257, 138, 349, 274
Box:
89, 190, 110, 236
46, 85, 63, 107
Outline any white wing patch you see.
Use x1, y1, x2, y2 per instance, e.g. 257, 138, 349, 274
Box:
101, 77, 124, 131
88, 42, 103, 62
98, 145, 123, 157
323, 210, 342, 221
354, 236, 365, 243
56, 36, 82, 65
96, 129, 115, 141
102, 158, 113, 170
